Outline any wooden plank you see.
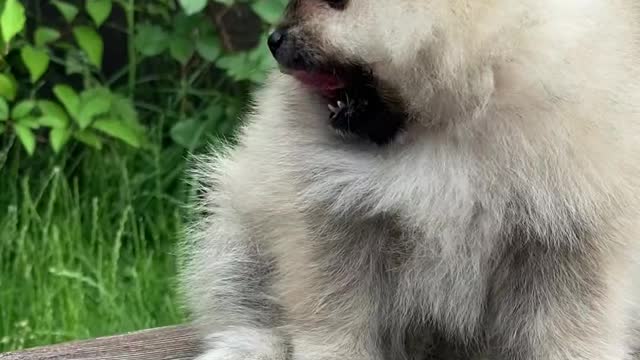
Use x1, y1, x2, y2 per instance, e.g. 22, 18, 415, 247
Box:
3, 326, 638, 360
0, 325, 202, 360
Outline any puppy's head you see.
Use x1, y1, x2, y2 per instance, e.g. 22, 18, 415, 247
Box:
268, 0, 438, 98
266, 0, 511, 126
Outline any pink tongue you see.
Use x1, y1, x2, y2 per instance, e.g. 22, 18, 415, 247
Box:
292, 71, 344, 95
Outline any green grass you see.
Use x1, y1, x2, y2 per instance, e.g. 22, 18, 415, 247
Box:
0, 134, 192, 352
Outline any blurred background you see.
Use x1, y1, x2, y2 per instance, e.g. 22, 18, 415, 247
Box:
0, 0, 285, 351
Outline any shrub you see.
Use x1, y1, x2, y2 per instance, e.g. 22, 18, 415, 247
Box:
0, 0, 286, 156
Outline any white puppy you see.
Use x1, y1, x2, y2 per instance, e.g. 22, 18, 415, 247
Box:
181, 0, 640, 359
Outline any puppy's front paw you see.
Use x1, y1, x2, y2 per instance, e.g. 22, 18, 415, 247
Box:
195, 347, 269, 360
197, 327, 287, 360
195, 348, 251, 360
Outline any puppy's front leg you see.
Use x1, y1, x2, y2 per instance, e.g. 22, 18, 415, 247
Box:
289, 330, 383, 360
279, 276, 385, 360
487, 239, 632, 360
272, 240, 387, 359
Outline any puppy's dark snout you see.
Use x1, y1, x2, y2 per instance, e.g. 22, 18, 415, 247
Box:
268, 29, 286, 55
267, 27, 312, 72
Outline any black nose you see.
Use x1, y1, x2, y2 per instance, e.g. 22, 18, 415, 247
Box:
268, 29, 285, 56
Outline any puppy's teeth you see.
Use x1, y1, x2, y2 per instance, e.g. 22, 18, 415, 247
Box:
337, 100, 345, 108
328, 104, 338, 113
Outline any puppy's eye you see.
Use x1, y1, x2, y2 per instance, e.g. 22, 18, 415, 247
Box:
326, 0, 348, 10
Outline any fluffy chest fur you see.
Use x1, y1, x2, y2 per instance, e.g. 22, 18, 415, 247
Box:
221, 73, 629, 348
183, 1, 640, 358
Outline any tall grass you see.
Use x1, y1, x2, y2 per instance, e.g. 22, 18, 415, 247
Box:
0, 132, 191, 352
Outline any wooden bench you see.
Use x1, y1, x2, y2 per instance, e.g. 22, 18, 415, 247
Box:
6, 327, 637, 359
0, 326, 201, 360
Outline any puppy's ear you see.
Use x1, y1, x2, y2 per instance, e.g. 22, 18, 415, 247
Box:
206, 2, 263, 52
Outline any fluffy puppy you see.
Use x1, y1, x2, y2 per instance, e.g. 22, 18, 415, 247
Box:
180, 0, 640, 359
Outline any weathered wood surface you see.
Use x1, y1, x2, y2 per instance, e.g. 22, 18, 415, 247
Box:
0, 325, 201, 360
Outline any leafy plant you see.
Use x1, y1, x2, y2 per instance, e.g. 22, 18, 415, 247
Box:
0, 0, 144, 155
133, 0, 286, 151
0, 0, 287, 156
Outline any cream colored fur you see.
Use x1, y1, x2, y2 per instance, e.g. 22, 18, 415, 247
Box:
181, 0, 640, 359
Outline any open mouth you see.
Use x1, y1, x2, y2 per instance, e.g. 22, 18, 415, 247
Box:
267, 28, 407, 145
281, 63, 407, 145
289, 70, 346, 98
281, 64, 371, 116
280, 63, 361, 106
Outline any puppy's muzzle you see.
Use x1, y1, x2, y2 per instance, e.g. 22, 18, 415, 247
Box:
268, 27, 315, 72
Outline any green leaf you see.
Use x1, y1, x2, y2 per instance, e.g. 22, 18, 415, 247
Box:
17, 116, 40, 129
14, 124, 36, 155
178, 0, 208, 15
0, 73, 17, 101
53, 84, 80, 119
11, 100, 36, 119
34, 27, 61, 47
51, 0, 79, 23
172, 12, 199, 37
251, 0, 286, 24
169, 35, 194, 64
77, 93, 111, 129
39, 115, 68, 128
0, 97, 8, 121
217, 45, 275, 83
216, 38, 274, 82
92, 118, 141, 147
72, 26, 103, 68
38, 100, 70, 128
0, 0, 26, 44
86, 0, 112, 27
0, 123, 5, 135
21, 45, 50, 83
74, 130, 103, 150
246, 41, 275, 82
145, 3, 171, 20
64, 51, 85, 75
50, 127, 71, 153
196, 33, 221, 61
109, 93, 138, 124
134, 23, 168, 56
170, 117, 210, 150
